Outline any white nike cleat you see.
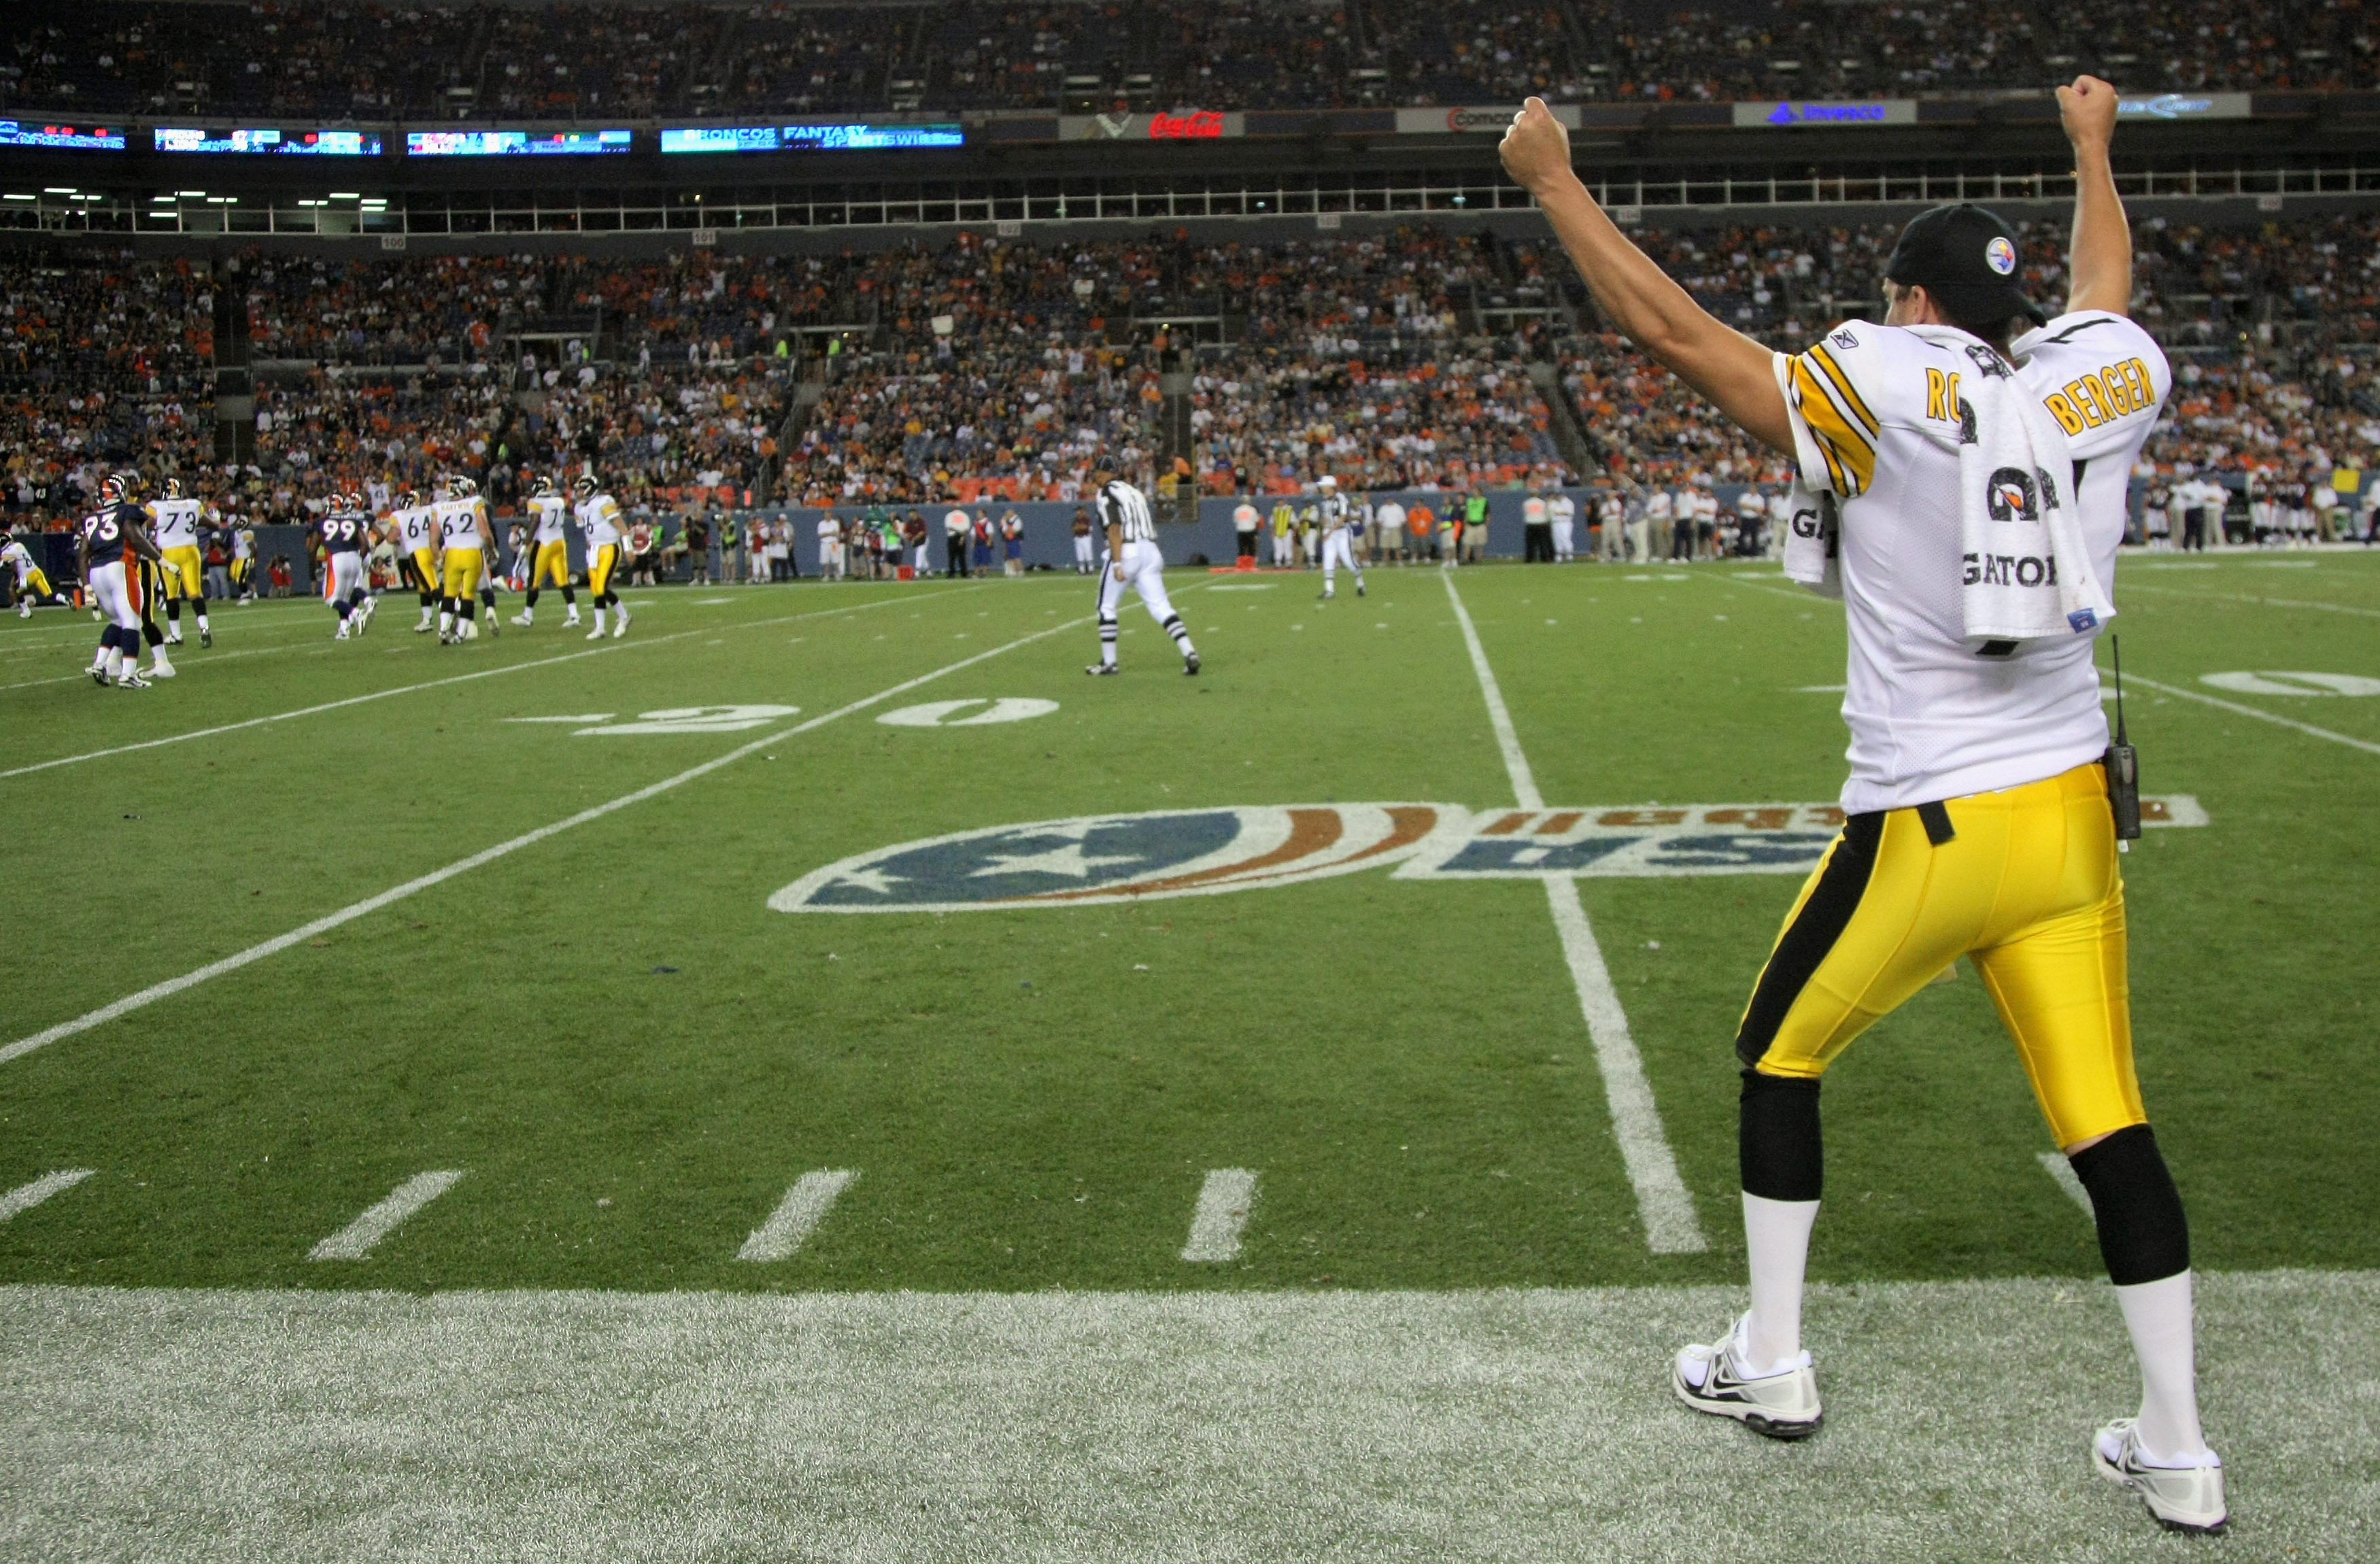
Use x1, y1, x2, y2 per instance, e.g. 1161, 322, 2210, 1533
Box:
415, 619, 435, 632
1671, 1312, 1822, 1440
564, 613, 581, 627
116, 670, 152, 689
611, 609, 630, 638
147, 656, 176, 678
512, 612, 534, 627
165, 631, 182, 645
2094, 1420, 2226, 1533
588, 626, 607, 640
336, 622, 351, 640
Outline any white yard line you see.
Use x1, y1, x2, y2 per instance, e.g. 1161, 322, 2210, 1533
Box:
1180, 1169, 1259, 1262
1, 612, 1091, 1068
2120, 581, 2380, 619
1442, 574, 1707, 1256
307, 1170, 467, 1261
1440, 572, 1544, 810
736, 1170, 858, 1261
2037, 1151, 2094, 1218
0, 587, 974, 781
3, 1270, 2370, 1562
0, 1168, 94, 1224
2118, 670, 2380, 758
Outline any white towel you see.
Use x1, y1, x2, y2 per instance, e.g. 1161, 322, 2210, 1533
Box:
1779, 482, 1841, 600
1908, 325, 2116, 643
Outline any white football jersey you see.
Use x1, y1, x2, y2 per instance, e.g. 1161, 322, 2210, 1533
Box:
148, 498, 203, 549
394, 505, 438, 552
1778, 315, 2168, 813
575, 494, 624, 547
528, 495, 569, 543
435, 496, 485, 552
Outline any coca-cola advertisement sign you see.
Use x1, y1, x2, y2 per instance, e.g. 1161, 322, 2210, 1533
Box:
1149, 110, 1225, 139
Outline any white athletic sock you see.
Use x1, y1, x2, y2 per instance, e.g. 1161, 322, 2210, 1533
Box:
1743, 1192, 1820, 1375
103, 647, 122, 679
437, 610, 454, 635
593, 608, 607, 632
2115, 1271, 2211, 1464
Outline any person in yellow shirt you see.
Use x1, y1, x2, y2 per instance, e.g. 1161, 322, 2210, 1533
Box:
512, 475, 580, 629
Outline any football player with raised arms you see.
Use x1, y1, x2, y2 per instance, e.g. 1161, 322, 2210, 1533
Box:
513, 475, 581, 630
574, 473, 630, 639
1085, 464, 1197, 677
146, 476, 211, 649
76, 475, 163, 688
1502, 78, 2221, 1533
432, 475, 494, 643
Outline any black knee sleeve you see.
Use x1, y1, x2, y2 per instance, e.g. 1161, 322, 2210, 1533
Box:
2069, 1124, 2190, 1286
1740, 1069, 1824, 1203
101, 624, 122, 652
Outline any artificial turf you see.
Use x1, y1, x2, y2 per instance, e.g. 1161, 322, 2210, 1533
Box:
3, 551, 2375, 1293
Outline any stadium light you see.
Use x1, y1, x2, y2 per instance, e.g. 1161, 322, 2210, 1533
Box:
3, 194, 35, 201
330, 191, 360, 199
177, 190, 206, 197
43, 187, 76, 194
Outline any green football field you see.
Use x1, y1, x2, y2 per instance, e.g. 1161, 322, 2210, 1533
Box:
3, 552, 2377, 1559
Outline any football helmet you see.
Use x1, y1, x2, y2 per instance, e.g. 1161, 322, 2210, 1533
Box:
451, 475, 479, 498
101, 474, 131, 503
574, 475, 599, 500
533, 476, 555, 498
164, 477, 185, 500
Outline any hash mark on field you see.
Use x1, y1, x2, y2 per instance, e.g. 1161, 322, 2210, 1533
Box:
2117, 670, 2380, 758
308, 1170, 466, 1261
736, 1169, 857, 1261
0, 1168, 95, 1224
2037, 1152, 2094, 1218
1182, 1168, 1258, 1263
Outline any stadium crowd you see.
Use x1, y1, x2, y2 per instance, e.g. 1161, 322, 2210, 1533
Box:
7, 0, 2375, 121
8, 210, 2380, 543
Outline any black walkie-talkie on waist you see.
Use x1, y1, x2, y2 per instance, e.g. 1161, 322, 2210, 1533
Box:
2105, 634, 2142, 847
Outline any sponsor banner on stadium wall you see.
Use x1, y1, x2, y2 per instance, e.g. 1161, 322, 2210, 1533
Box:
1058, 111, 1246, 141
2118, 92, 2254, 121
769, 798, 2212, 910
1392, 105, 1584, 134
1733, 100, 1918, 128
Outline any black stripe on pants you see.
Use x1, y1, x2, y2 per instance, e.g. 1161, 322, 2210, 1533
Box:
1734, 810, 1884, 1069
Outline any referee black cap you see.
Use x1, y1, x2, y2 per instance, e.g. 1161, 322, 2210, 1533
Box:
1884, 203, 2046, 329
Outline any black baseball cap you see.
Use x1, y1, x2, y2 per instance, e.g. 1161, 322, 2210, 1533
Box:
1884, 203, 2046, 329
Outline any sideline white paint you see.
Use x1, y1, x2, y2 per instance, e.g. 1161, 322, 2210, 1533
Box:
0, 1168, 94, 1224
1442, 574, 1707, 1255
307, 1170, 466, 1261
1181, 1168, 1258, 1262
503, 713, 615, 725
2038, 1151, 2094, 1219
0, 586, 972, 781
3, 1270, 2368, 1562
2117, 670, 2380, 758
1, 613, 1094, 1068
736, 1170, 858, 1262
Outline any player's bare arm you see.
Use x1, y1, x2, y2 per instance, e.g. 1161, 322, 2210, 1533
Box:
2057, 75, 2131, 317
1499, 97, 1793, 453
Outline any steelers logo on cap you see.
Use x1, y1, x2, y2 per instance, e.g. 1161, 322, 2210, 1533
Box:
1985, 236, 2018, 275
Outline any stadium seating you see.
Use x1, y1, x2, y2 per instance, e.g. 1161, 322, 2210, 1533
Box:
7, 211, 2380, 532
6, 0, 2373, 120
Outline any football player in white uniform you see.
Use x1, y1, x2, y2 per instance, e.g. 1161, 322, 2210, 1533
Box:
1085, 470, 1197, 677
432, 476, 494, 643
1314, 475, 1365, 599
3, 531, 58, 616
513, 475, 580, 628
147, 477, 211, 647
1504, 77, 2223, 1534
386, 489, 441, 632
575, 475, 631, 639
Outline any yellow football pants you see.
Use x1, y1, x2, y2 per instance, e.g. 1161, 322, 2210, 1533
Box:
158, 545, 205, 599
588, 543, 620, 598
441, 551, 483, 600
532, 539, 571, 589
1735, 761, 2143, 1149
